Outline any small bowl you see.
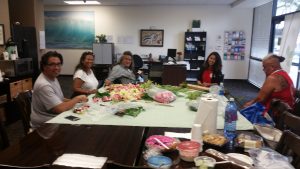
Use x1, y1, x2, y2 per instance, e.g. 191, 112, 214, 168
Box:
177, 141, 200, 162
147, 155, 172, 169
194, 156, 216, 168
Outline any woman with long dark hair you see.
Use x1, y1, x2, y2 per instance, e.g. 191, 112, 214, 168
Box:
197, 51, 223, 87
72, 51, 99, 97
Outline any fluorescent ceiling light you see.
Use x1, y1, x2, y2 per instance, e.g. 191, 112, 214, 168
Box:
64, 1, 101, 5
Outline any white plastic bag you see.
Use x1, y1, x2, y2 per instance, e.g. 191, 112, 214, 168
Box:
147, 85, 176, 104
247, 148, 294, 169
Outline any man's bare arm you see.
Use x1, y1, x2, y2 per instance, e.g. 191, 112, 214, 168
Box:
243, 75, 278, 107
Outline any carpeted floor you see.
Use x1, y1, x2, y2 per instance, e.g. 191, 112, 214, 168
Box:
223, 79, 260, 108
3, 77, 259, 148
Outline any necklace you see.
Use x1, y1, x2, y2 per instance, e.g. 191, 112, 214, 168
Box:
270, 69, 283, 75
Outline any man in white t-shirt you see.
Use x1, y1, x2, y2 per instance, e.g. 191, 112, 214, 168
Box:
31, 51, 88, 129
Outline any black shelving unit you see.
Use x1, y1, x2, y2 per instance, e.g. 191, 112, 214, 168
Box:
184, 32, 206, 82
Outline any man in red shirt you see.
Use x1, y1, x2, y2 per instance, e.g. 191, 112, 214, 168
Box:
243, 54, 295, 118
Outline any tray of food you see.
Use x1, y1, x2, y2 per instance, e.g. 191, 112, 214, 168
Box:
236, 133, 263, 149
203, 134, 228, 147
145, 135, 180, 152
254, 124, 282, 142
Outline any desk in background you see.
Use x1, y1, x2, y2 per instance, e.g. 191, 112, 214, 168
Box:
162, 64, 187, 86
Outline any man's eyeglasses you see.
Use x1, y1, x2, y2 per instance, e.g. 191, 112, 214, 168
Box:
46, 63, 62, 68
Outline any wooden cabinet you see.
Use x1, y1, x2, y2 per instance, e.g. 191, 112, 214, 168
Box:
9, 78, 32, 101
22, 78, 32, 91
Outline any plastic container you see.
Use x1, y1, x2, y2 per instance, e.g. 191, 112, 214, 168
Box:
224, 98, 237, 149
194, 156, 216, 168
177, 141, 200, 162
147, 155, 172, 169
219, 82, 224, 95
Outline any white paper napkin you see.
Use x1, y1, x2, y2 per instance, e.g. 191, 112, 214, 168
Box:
164, 132, 191, 139
53, 153, 107, 169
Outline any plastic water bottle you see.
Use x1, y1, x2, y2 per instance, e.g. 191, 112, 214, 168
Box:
224, 98, 238, 149
219, 82, 224, 96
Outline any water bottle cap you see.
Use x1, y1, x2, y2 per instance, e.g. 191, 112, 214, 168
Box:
229, 98, 234, 101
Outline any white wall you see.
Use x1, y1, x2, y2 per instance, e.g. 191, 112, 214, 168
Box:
43, 5, 253, 79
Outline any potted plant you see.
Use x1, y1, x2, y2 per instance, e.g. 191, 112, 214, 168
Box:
96, 34, 107, 43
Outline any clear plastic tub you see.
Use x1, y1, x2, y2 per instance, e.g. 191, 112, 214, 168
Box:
177, 141, 200, 162
194, 156, 216, 168
147, 155, 172, 169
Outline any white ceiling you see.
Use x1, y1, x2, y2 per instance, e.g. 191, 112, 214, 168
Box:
43, 0, 273, 8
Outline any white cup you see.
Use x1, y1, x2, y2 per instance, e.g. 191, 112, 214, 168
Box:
191, 123, 203, 152
3, 52, 9, 60
10, 54, 17, 60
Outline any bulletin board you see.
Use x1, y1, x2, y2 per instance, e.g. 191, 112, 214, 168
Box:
223, 31, 245, 60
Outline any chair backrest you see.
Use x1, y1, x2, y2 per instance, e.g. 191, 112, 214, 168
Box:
0, 122, 9, 149
293, 89, 300, 117
133, 55, 143, 70
275, 130, 300, 169
269, 99, 292, 129
106, 161, 151, 169
283, 111, 300, 136
14, 90, 32, 134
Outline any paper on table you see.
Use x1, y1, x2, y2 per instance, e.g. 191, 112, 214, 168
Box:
52, 153, 107, 169
164, 132, 191, 139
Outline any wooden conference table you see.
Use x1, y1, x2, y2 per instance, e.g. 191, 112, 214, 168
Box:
0, 94, 254, 169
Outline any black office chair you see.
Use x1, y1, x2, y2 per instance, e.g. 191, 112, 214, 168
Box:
133, 55, 143, 70
14, 90, 32, 135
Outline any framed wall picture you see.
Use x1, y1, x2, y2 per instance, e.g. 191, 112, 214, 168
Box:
0, 24, 5, 46
140, 29, 164, 47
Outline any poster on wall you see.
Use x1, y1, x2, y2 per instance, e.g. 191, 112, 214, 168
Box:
223, 31, 245, 60
44, 11, 95, 49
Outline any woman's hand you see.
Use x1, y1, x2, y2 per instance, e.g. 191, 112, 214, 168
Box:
197, 81, 211, 87
104, 79, 111, 86
75, 95, 88, 103
88, 89, 97, 94
202, 82, 211, 87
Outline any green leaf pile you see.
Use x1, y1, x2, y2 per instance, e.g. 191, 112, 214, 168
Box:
124, 106, 145, 117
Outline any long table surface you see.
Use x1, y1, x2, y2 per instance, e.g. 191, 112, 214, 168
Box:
47, 95, 253, 130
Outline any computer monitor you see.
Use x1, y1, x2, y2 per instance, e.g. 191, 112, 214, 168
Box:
167, 49, 177, 63
167, 49, 177, 58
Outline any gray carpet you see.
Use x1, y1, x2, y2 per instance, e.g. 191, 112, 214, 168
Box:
4, 77, 259, 148
223, 79, 260, 108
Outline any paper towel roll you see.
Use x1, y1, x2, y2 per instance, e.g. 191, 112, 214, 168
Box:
194, 97, 218, 134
